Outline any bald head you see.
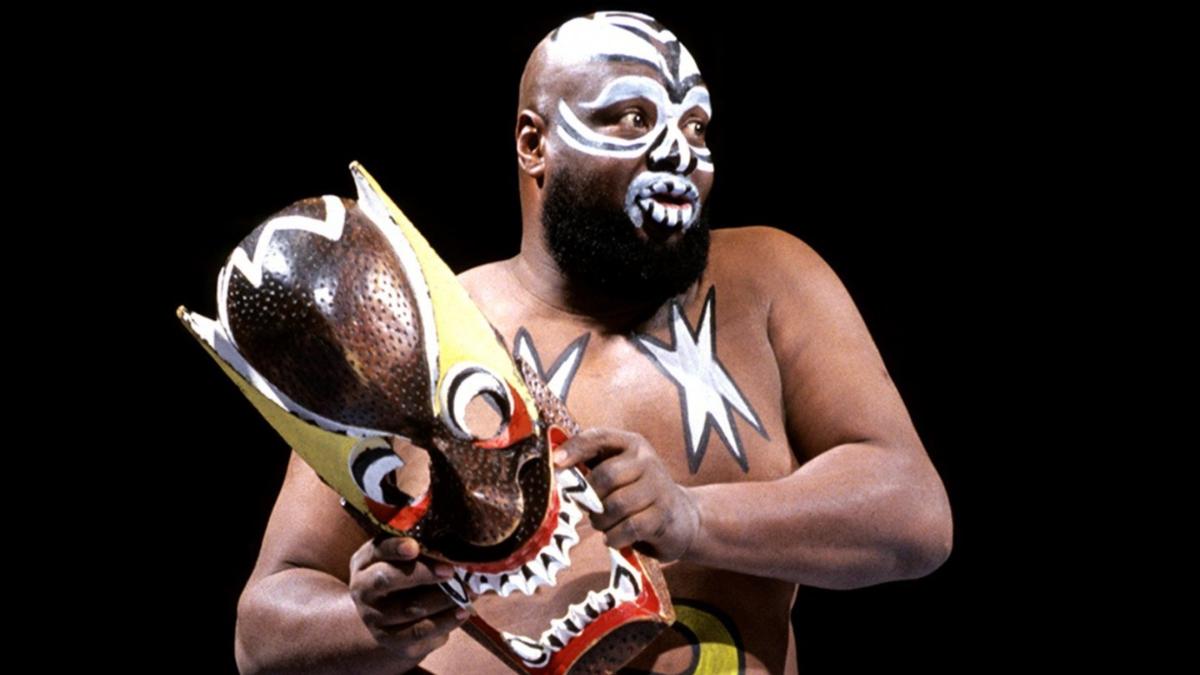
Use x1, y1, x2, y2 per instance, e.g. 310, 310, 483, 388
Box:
518, 11, 706, 121
513, 9, 715, 270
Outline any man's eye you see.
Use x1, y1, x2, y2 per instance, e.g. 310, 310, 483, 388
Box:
621, 110, 648, 129
688, 120, 707, 136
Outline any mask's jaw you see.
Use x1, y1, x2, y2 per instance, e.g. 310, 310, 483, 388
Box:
437, 455, 674, 674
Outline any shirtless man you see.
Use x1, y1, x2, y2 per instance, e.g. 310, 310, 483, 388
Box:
234, 11, 952, 674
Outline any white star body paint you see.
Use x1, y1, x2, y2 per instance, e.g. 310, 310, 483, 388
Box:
634, 287, 768, 473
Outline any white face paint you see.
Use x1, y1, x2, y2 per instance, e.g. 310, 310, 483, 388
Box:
548, 12, 714, 232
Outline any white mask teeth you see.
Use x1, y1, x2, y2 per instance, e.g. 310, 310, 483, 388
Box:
670, 183, 686, 196
501, 545, 644, 668
503, 632, 550, 667
608, 548, 642, 602
556, 467, 604, 514
652, 181, 668, 194
439, 570, 472, 608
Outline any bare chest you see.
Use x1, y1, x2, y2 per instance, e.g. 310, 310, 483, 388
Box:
479, 284, 798, 485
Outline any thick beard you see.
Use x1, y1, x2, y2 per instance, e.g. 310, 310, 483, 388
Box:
541, 164, 710, 307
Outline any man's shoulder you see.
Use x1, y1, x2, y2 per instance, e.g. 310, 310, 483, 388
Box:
455, 259, 512, 300
709, 225, 828, 291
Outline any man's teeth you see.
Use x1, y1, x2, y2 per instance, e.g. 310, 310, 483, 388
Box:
636, 180, 698, 229
652, 202, 668, 224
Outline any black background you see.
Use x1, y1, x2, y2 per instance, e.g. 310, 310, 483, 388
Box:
100, 3, 1092, 672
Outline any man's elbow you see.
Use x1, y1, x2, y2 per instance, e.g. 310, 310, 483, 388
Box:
234, 582, 273, 675
898, 497, 954, 580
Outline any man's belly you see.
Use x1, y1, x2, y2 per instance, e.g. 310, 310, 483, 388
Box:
420, 559, 797, 674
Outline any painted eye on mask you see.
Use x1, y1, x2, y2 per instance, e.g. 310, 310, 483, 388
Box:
441, 362, 514, 442
349, 438, 410, 506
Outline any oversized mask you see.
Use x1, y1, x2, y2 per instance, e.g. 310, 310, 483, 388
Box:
177, 162, 673, 673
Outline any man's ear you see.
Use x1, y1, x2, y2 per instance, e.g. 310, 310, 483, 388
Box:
516, 109, 547, 185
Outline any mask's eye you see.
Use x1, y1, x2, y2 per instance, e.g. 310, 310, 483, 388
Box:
441, 363, 513, 442
349, 437, 427, 507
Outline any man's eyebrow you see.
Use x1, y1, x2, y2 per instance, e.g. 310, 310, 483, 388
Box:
589, 55, 706, 106
578, 76, 667, 111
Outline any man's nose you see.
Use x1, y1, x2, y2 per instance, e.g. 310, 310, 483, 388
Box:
647, 124, 695, 175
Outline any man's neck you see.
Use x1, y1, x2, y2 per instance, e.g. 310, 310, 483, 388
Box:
505, 247, 698, 334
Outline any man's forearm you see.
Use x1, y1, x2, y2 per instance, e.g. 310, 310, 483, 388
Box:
682, 442, 953, 589
235, 567, 414, 675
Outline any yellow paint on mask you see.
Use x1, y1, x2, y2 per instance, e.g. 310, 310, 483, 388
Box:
177, 306, 375, 523
349, 162, 537, 426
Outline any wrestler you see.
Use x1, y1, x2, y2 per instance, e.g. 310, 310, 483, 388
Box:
233, 11, 952, 674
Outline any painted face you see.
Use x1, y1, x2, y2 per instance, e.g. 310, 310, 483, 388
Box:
178, 162, 674, 674
550, 12, 714, 235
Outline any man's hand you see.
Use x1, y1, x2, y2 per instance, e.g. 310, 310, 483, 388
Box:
348, 536, 469, 664
554, 428, 700, 562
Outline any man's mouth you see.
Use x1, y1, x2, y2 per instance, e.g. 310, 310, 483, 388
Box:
625, 173, 701, 231
437, 466, 647, 669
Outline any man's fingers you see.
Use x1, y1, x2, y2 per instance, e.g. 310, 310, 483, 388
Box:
587, 455, 645, 499
591, 480, 657, 531
355, 559, 454, 605
604, 509, 664, 551
376, 605, 471, 660
360, 585, 459, 628
553, 428, 638, 469
351, 536, 421, 573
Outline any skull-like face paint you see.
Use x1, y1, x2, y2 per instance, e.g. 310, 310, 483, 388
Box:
178, 161, 674, 673
551, 11, 713, 234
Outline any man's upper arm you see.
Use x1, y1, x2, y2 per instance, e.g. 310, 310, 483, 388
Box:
245, 450, 372, 586
760, 228, 925, 463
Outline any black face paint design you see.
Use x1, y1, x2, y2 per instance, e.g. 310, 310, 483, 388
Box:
633, 286, 768, 473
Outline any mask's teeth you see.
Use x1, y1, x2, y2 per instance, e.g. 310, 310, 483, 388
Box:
438, 571, 471, 608
543, 616, 581, 652
608, 548, 642, 602
602, 589, 618, 611
474, 572, 504, 596
584, 590, 607, 618
543, 536, 573, 585
522, 556, 550, 594
652, 181, 668, 194
502, 632, 550, 668
670, 183, 686, 196
496, 572, 531, 598
557, 467, 604, 514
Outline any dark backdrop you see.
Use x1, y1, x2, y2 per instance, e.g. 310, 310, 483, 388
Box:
115, 4, 1060, 672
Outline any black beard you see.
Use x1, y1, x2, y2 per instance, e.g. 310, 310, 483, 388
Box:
541, 164, 710, 307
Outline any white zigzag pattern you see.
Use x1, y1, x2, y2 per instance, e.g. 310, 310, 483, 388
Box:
217, 195, 345, 340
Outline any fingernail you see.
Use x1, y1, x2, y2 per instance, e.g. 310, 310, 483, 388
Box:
399, 539, 420, 557
553, 449, 568, 465
435, 564, 455, 579
456, 607, 470, 620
